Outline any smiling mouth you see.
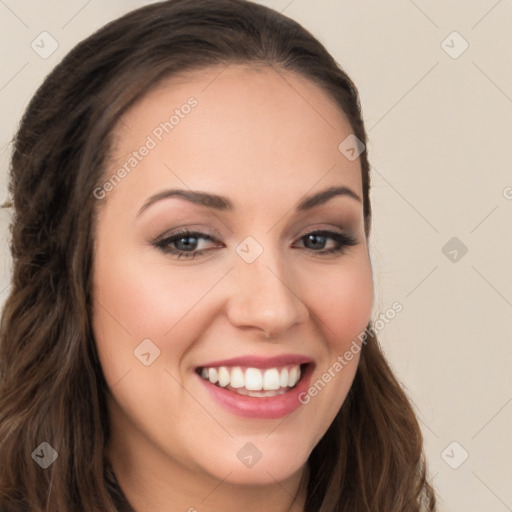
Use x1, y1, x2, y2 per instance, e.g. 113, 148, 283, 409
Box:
195, 363, 310, 397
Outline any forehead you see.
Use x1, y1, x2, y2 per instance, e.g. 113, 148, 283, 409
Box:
105, 64, 362, 212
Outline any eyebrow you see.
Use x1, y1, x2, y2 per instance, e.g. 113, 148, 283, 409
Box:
137, 185, 361, 217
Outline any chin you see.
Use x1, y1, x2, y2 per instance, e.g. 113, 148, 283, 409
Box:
197, 439, 310, 486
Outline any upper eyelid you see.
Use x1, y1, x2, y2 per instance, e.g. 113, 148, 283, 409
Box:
156, 227, 219, 243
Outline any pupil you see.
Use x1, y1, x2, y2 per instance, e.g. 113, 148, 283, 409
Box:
306, 234, 325, 249
177, 236, 197, 251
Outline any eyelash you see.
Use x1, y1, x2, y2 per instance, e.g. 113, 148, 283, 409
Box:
153, 228, 357, 260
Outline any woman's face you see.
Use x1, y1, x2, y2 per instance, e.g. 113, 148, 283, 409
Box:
92, 64, 373, 497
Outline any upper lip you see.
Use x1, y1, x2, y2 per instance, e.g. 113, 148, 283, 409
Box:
196, 353, 314, 369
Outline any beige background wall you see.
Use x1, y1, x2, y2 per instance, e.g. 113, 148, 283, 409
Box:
1, 1, 511, 510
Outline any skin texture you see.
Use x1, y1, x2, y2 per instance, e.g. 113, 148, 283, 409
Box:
91, 64, 374, 512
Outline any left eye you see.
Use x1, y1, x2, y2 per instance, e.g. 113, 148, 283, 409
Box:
153, 229, 357, 260
297, 230, 357, 254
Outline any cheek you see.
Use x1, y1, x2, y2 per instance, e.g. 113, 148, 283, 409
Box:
311, 256, 374, 348
296, 256, 373, 446
91, 247, 223, 385
95, 216, 214, 332
93, 259, 193, 339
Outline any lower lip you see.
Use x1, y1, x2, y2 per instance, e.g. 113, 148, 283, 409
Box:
196, 364, 315, 419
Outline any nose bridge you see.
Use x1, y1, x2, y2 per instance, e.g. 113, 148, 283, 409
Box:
226, 237, 309, 337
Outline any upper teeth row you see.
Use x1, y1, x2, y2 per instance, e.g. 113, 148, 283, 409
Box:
200, 365, 302, 391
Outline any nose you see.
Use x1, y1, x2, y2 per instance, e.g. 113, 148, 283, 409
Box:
225, 248, 309, 339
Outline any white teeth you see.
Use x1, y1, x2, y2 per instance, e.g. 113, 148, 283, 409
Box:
230, 367, 245, 388
234, 388, 288, 397
263, 368, 280, 390
288, 366, 299, 387
199, 364, 304, 393
208, 367, 218, 385
245, 368, 263, 390
218, 367, 230, 387
279, 368, 289, 388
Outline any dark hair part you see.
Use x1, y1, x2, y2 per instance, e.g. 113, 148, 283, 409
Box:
0, 0, 436, 510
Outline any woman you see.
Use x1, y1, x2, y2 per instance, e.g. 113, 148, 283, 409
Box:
0, 0, 437, 510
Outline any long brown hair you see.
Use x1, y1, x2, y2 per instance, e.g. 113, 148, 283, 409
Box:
0, 1, 436, 510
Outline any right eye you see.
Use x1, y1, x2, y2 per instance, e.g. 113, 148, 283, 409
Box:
153, 230, 221, 259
